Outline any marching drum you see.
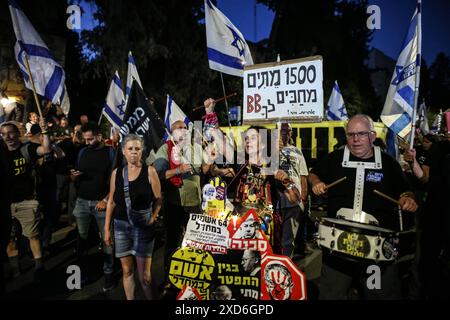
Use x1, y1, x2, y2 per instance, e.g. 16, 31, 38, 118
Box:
316, 217, 415, 263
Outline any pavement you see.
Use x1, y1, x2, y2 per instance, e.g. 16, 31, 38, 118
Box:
5, 209, 440, 300
2, 211, 324, 300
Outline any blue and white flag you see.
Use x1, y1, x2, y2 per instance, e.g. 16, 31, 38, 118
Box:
205, 0, 253, 77
381, 0, 421, 139
164, 95, 193, 140
9, 0, 65, 105
326, 81, 348, 121
103, 71, 126, 128
125, 51, 142, 101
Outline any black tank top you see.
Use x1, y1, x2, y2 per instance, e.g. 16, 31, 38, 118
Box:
113, 165, 154, 221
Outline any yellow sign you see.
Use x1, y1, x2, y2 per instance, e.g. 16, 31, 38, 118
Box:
169, 247, 216, 300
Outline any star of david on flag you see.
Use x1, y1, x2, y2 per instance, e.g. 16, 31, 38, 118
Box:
102, 71, 126, 128
9, 0, 66, 105
326, 81, 348, 121
205, 0, 254, 77
381, 0, 421, 139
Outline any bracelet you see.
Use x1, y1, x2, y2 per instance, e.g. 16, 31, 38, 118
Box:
176, 167, 180, 175
41, 131, 49, 134
102, 198, 108, 203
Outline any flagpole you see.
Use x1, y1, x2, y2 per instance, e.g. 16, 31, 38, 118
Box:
23, 54, 44, 119
98, 111, 103, 126
219, 72, 232, 130
409, 0, 422, 147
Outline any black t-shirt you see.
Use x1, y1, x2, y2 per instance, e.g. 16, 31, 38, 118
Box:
6, 142, 40, 202
404, 146, 431, 195
233, 163, 279, 214
76, 145, 112, 200
311, 148, 411, 230
37, 151, 57, 190
54, 139, 79, 175
0, 142, 9, 204
113, 165, 154, 221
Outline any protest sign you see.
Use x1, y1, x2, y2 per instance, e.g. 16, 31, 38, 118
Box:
227, 209, 272, 254
182, 214, 229, 254
212, 249, 261, 300
169, 247, 215, 300
243, 56, 323, 123
260, 254, 307, 300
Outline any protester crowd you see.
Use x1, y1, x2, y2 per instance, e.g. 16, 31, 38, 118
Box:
0, 95, 449, 301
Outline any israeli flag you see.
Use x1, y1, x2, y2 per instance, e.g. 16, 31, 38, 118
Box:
326, 81, 348, 121
9, 0, 65, 105
381, 0, 421, 139
164, 95, 193, 140
125, 51, 142, 101
205, 0, 253, 77
103, 71, 126, 128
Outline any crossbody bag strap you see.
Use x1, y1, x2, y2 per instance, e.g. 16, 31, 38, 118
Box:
123, 166, 132, 222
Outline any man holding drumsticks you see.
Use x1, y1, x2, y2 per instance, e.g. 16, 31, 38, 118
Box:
310, 114, 417, 300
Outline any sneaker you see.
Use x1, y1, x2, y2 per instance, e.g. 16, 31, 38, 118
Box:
102, 273, 115, 292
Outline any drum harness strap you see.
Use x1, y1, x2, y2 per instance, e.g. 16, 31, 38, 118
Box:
341, 146, 382, 223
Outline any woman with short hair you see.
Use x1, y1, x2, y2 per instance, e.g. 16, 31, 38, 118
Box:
104, 134, 162, 299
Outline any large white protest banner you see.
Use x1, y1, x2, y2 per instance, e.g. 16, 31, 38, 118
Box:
243, 56, 323, 123
182, 214, 229, 254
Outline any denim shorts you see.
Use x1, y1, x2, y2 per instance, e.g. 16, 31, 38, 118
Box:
114, 214, 155, 258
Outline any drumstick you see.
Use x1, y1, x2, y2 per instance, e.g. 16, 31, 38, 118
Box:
192, 92, 237, 111
373, 189, 400, 206
373, 189, 404, 231
325, 176, 347, 190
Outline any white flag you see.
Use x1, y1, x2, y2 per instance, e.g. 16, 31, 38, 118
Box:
125, 51, 142, 101
326, 81, 348, 121
103, 71, 126, 128
205, 0, 253, 77
9, 0, 65, 105
381, 0, 421, 139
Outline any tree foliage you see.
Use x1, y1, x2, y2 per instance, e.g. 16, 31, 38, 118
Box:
79, 0, 242, 122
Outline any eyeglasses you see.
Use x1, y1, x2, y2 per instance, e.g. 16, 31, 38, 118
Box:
346, 131, 372, 139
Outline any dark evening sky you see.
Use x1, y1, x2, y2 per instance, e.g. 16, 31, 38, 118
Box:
79, 0, 450, 64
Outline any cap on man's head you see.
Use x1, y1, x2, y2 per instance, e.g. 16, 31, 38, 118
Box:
30, 123, 42, 136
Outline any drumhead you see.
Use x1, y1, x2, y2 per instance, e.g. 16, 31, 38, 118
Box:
320, 217, 395, 235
